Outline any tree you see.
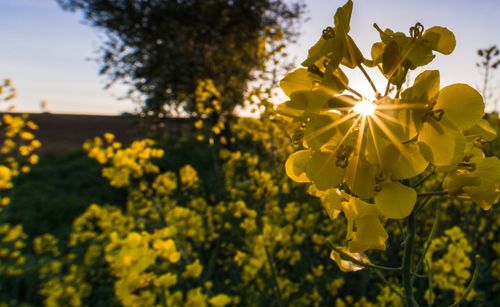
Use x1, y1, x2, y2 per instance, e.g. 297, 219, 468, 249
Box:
57, 0, 304, 118
477, 45, 500, 111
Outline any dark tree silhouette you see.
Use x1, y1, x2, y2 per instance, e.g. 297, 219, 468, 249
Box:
57, 0, 304, 118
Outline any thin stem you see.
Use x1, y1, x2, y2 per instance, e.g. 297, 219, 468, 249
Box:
402, 210, 418, 307
160, 286, 168, 307
449, 256, 480, 307
384, 80, 392, 97
347, 86, 363, 99
395, 67, 409, 98
329, 243, 401, 272
412, 206, 440, 283
417, 191, 448, 197
358, 64, 380, 97
426, 260, 434, 307
415, 179, 445, 213
411, 171, 435, 188
373, 269, 405, 300
264, 245, 284, 306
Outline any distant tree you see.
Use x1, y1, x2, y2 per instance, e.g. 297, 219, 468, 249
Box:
476, 45, 500, 111
57, 0, 304, 118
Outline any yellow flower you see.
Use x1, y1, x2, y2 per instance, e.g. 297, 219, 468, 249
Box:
182, 260, 203, 279
0, 166, 12, 189
209, 294, 231, 306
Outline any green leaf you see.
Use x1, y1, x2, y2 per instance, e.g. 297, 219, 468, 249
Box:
422, 26, 456, 55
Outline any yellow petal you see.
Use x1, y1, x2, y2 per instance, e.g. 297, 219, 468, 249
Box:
330, 247, 367, 272
341, 197, 378, 240
321, 189, 343, 220
382, 143, 429, 180
375, 181, 417, 219
288, 91, 331, 114
276, 101, 304, 121
418, 118, 465, 169
280, 68, 321, 97
463, 156, 500, 209
463, 119, 497, 142
209, 294, 231, 306
435, 84, 484, 131
422, 26, 456, 55
344, 154, 376, 199
285, 150, 312, 183
306, 151, 345, 190
443, 170, 480, 196
401, 70, 440, 102
304, 113, 343, 150
348, 215, 388, 253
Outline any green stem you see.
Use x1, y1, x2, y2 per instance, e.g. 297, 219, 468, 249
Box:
413, 206, 440, 283
411, 171, 435, 188
373, 269, 405, 299
449, 256, 480, 307
384, 79, 392, 97
358, 64, 380, 97
160, 286, 168, 307
395, 67, 409, 98
426, 261, 434, 307
347, 86, 363, 99
264, 245, 284, 306
417, 191, 448, 197
402, 210, 418, 307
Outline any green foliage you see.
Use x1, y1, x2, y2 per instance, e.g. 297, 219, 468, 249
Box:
2, 151, 125, 238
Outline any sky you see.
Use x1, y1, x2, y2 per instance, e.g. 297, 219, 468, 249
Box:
0, 0, 500, 115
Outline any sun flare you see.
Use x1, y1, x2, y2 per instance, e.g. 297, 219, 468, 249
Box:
352, 99, 376, 116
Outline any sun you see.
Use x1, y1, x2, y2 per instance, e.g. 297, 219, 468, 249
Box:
352, 99, 376, 116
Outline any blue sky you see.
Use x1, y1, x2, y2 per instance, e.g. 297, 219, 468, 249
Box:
1, 0, 499, 114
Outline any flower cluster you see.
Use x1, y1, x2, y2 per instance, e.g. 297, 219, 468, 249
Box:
279, 0, 499, 266
192, 79, 228, 144
84, 134, 164, 187
425, 226, 475, 304
0, 78, 39, 283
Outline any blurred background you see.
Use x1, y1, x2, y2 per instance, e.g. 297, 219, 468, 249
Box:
0, 1, 499, 306
1, 0, 500, 115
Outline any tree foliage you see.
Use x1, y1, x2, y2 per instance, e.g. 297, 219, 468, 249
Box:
57, 0, 304, 117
